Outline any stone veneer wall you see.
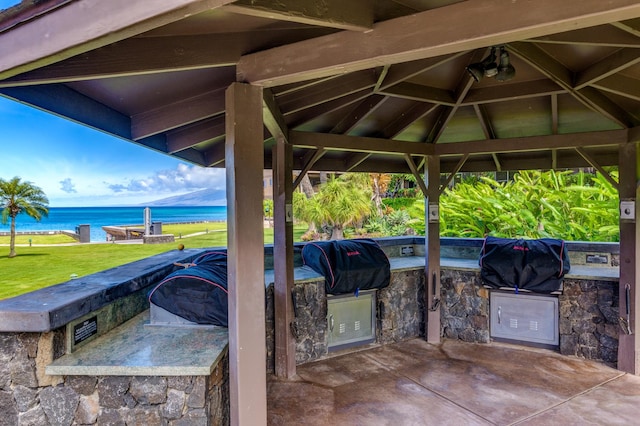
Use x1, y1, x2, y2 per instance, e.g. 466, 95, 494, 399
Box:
559, 279, 619, 367
377, 269, 425, 344
438, 270, 620, 368
0, 330, 229, 426
264, 269, 426, 372
440, 270, 490, 343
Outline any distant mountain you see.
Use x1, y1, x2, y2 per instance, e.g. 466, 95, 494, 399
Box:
144, 188, 226, 206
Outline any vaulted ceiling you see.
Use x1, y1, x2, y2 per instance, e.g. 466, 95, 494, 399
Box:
1, 0, 639, 175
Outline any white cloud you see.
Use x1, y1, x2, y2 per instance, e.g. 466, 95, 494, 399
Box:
59, 178, 77, 193
106, 164, 226, 194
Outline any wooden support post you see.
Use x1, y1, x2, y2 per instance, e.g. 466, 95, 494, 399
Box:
618, 141, 640, 374
425, 155, 441, 343
225, 82, 267, 425
273, 135, 296, 378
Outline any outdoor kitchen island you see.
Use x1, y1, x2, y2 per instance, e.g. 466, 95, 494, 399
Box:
0, 238, 620, 425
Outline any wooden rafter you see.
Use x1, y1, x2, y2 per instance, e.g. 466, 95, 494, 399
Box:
292, 148, 326, 190
526, 25, 640, 47
224, 0, 373, 31
330, 94, 387, 134
237, 0, 640, 86
382, 102, 439, 139
379, 82, 456, 106
285, 88, 372, 128
166, 115, 226, 153
404, 154, 429, 198
440, 153, 469, 194
435, 129, 628, 155
0, 35, 239, 87
593, 75, 640, 102
0, 0, 238, 80
574, 48, 640, 89
277, 69, 379, 115
575, 147, 619, 189
463, 80, 565, 105
345, 152, 372, 171
0, 85, 132, 139
203, 141, 226, 167
131, 87, 228, 140
509, 41, 637, 128
263, 89, 289, 143
377, 53, 468, 92
290, 131, 435, 156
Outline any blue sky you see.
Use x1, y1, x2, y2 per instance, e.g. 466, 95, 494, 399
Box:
0, 1, 18, 10
0, 96, 226, 207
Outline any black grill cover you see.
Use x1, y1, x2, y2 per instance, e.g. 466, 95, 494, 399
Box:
149, 251, 228, 326
479, 236, 570, 293
302, 239, 390, 295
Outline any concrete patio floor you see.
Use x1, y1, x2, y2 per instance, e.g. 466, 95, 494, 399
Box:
267, 339, 640, 425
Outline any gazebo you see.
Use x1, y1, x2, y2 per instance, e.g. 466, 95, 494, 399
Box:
1, 1, 640, 424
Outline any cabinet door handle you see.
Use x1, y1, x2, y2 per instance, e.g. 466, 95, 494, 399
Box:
498, 306, 502, 324
329, 314, 334, 332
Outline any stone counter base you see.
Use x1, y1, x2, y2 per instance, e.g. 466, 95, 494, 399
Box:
438, 270, 620, 368
0, 331, 229, 426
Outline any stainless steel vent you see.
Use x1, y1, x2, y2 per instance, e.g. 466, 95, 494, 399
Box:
490, 291, 558, 347
327, 290, 376, 350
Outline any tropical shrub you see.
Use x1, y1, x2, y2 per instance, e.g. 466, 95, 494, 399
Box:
438, 170, 619, 241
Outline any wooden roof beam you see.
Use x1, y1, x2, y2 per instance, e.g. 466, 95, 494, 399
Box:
509, 42, 637, 128
379, 82, 456, 106
345, 152, 372, 171
277, 69, 378, 115
224, 0, 373, 32
292, 148, 326, 190
0, 0, 238, 80
425, 50, 486, 143
462, 80, 566, 105
290, 131, 435, 156
285, 88, 372, 128
382, 102, 439, 139
131, 87, 227, 140
330, 94, 387, 135
404, 154, 429, 199
377, 53, 468, 91
593, 75, 640, 102
435, 129, 629, 156
575, 147, 619, 189
440, 153, 469, 194
0, 85, 133, 140
173, 147, 207, 166
263, 89, 289, 142
473, 103, 501, 171
0, 35, 239, 87
203, 141, 226, 167
166, 115, 226, 153
237, 0, 640, 87
526, 25, 640, 47
574, 48, 640, 89
610, 19, 640, 37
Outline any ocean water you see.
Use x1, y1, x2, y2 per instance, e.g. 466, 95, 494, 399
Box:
0, 206, 227, 242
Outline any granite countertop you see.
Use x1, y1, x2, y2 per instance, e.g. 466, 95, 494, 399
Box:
1, 254, 619, 333
47, 311, 228, 377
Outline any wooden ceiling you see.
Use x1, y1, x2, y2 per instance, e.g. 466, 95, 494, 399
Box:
1, 0, 640, 175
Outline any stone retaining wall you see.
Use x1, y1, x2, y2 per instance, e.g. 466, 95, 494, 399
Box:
0, 331, 229, 426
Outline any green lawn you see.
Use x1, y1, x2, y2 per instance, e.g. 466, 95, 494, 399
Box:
0, 224, 308, 300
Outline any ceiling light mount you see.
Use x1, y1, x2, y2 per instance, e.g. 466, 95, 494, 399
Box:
466, 46, 515, 82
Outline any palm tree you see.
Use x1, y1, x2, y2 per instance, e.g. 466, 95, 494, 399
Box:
300, 176, 372, 240
0, 177, 49, 258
